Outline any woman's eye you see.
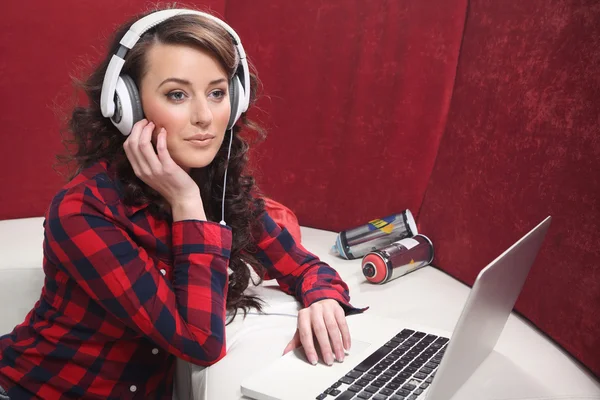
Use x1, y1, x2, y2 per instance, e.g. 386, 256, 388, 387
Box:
210, 89, 226, 100
166, 91, 186, 102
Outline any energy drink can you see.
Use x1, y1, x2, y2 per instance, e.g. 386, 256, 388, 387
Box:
331, 210, 418, 260
361, 234, 434, 284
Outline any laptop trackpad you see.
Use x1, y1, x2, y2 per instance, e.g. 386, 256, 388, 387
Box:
241, 339, 374, 400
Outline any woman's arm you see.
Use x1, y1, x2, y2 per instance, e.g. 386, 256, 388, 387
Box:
44, 185, 230, 366
252, 211, 360, 313
251, 211, 365, 365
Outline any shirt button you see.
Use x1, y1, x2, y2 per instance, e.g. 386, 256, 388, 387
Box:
160, 269, 166, 276
152, 348, 159, 355
130, 385, 137, 392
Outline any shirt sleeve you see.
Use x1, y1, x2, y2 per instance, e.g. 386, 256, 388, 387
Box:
43, 185, 230, 366
251, 211, 363, 314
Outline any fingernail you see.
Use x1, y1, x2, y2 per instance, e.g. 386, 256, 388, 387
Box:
326, 356, 334, 366
344, 348, 351, 355
310, 357, 317, 366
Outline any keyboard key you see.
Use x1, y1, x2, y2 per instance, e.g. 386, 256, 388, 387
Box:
369, 368, 384, 376
357, 392, 373, 399
402, 383, 416, 391
371, 380, 386, 388
355, 379, 370, 387
392, 377, 407, 385
420, 382, 430, 389
363, 374, 376, 381
390, 396, 406, 400
373, 395, 387, 400
435, 337, 449, 344
398, 329, 415, 336
425, 362, 437, 369
335, 391, 356, 400
385, 382, 401, 390
408, 395, 419, 400
331, 382, 342, 388
354, 346, 394, 372
379, 388, 394, 396
316, 394, 327, 400
348, 385, 362, 392
346, 371, 362, 379
396, 388, 410, 396
330, 389, 341, 396
413, 388, 423, 395
382, 370, 396, 378
340, 376, 355, 385
413, 331, 426, 338
364, 386, 379, 393
419, 367, 433, 374
414, 372, 427, 380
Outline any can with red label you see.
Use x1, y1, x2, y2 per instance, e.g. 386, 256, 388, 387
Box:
361, 235, 434, 284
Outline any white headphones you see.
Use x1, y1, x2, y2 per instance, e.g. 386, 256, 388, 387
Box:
100, 9, 251, 136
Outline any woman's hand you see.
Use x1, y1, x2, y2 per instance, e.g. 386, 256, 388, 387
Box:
123, 120, 202, 212
283, 299, 351, 366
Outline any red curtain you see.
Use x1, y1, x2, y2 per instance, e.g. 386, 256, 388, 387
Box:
227, 0, 467, 231
418, 0, 600, 377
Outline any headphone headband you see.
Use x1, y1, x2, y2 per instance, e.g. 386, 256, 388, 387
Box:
100, 9, 250, 121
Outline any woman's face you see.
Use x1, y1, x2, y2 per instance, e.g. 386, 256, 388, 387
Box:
139, 43, 231, 171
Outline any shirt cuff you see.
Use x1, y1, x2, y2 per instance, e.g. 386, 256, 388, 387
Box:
172, 220, 232, 257
303, 289, 368, 316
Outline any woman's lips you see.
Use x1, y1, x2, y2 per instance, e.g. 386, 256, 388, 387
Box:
186, 137, 214, 147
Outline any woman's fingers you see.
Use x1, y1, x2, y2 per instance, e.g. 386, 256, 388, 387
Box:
334, 305, 352, 352
283, 330, 301, 355
323, 309, 345, 362
311, 307, 334, 366
298, 309, 318, 365
124, 120, 153, 177
155, 128, 176, 170
137, 121, 162, 174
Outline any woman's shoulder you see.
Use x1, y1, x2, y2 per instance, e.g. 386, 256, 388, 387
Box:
46, 160, 124, 217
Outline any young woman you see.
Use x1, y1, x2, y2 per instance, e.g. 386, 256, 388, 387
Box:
0, 6, 360, 400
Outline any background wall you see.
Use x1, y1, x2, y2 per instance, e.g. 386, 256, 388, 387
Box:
417, 0, 600, 377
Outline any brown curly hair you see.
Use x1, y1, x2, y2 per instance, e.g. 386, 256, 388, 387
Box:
57, 4, 267, 321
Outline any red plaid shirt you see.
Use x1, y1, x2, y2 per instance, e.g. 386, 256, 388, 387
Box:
0, 161, 357, 399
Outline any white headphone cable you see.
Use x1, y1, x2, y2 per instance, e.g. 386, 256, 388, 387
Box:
220, 128, 234, 226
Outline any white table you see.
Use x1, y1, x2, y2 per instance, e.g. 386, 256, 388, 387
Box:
183, 227, 600, 400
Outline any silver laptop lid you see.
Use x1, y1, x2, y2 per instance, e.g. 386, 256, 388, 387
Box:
426, 216, 551, 400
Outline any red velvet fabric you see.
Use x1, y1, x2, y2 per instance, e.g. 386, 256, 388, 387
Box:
418, 0, 600, 377
227, 0, 467, 231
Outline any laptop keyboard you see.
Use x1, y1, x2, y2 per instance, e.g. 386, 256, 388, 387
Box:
315, 329, 448, 400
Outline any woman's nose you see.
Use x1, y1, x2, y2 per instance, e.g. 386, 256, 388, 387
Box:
191, 98, 213, 127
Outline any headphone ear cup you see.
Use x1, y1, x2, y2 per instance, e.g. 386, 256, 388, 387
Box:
227, 76, 245, 130
111, 75, 144, 136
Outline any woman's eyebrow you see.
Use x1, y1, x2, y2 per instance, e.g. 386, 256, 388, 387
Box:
158, 77, 191, 88
158, 77, 228, 88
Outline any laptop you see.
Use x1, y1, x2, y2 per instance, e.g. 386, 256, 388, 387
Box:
240, 216, 551, 400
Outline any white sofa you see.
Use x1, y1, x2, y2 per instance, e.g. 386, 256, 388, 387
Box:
1, 217, 599, 399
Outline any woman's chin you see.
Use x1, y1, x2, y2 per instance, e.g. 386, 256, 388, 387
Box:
176, 154, 218, 171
